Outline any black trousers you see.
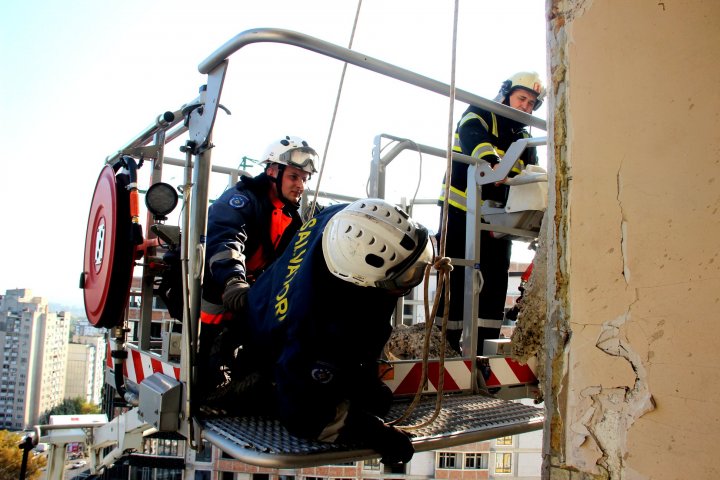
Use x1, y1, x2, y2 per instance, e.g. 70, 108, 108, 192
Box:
435, 207, 511, 354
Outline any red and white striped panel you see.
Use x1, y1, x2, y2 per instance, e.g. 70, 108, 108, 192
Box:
106, 344, 181, 385
383, 359, 474, 396
485, 356, 537, 387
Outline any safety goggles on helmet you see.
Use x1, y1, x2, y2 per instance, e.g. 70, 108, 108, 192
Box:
278, 147, 319, 174
375, 225, 434, 292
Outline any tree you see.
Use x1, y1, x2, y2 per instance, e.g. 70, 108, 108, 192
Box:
37, 397, 101, 425
0, 430, 46, 480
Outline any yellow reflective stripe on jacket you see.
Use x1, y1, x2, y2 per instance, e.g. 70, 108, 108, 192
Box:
511, 159, 525, 175
458, 111, 490, 131
471, 142, 497, 160
455, 111, 500, 159
452, 132, 462, 153
438, 184, 468, 211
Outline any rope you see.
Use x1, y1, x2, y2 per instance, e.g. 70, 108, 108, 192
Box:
308, 0, 363, 218
389, 0, 461, 430
388, 256, 452, 428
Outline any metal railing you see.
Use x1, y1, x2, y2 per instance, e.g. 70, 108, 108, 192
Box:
103, 26, 548, 446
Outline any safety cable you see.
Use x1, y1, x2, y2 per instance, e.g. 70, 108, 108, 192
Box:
389, 0, 460, 430
307, 0, 363, 218
405, 140, 424, 216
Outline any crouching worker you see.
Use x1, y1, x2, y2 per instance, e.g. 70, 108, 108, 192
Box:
239, 198, 434, 464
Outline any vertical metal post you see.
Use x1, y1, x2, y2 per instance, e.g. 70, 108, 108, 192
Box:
463, 164, 481, 372
138, 131, 166, 351
369, 135, 385, 198
187, 143, 212, 355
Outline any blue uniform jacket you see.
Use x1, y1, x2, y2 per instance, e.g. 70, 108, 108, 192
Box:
202, 173, 302, 309
242, 203, 398, 440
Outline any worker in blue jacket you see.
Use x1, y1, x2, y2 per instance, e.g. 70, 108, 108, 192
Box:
228, 199, 434, 464
197, 135, 318, 395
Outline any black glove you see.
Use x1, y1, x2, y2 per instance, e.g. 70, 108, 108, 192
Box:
374, 422, 414, 465
222, 278, 250, 312
338, 410, 414, 465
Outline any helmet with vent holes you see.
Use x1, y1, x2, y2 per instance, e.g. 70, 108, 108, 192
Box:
322, 198, 433, 290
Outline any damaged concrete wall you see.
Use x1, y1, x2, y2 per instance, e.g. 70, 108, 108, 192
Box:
545, 0, 720, 478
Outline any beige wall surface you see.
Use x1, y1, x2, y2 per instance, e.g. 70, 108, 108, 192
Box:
547, 0, 720, 478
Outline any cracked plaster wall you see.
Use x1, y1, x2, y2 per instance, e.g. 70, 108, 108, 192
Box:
546, 0, 720, 478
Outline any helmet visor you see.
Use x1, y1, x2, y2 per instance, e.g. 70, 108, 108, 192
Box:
279, 147, 319, 174
377, 227, 434, 292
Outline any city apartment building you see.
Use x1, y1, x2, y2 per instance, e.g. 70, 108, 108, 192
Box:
65, 333, 106, 406
0, 288, 70, 429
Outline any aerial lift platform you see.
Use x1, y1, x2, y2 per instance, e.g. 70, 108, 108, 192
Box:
35, 28, 548, 478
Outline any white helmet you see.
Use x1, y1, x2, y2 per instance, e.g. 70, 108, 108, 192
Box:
322, 199, 434, 291
495, 71, 546, 111
261, 135, 318, 174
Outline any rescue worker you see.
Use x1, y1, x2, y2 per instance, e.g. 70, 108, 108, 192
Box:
197, 135, 318, 393
230, 199, 434, 464
436, 72, 545, 354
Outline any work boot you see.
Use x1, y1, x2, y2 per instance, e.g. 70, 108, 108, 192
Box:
196, 323, 231, 400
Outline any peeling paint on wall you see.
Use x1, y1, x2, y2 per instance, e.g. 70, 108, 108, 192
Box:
546, 0, 720, 478
545, 0, 574, 476
568, 313, 656, 478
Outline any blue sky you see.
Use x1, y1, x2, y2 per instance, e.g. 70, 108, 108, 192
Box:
0, 0, 547, 309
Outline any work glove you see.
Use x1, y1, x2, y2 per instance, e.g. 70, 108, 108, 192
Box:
338, 410, 415, 465
374, 422, 415, 465
222, 277, 250, 312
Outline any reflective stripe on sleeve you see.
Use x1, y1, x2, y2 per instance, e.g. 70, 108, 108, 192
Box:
471, 142, 498, 161
458, 112, 490, 132
208, 249, 243, 269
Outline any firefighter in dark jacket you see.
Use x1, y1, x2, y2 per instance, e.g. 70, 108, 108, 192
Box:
436, 72, 545, 354
197, 135, 319, 393
238, 199, 434, 464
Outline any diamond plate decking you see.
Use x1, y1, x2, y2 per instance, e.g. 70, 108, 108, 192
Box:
201, 394, 544, 468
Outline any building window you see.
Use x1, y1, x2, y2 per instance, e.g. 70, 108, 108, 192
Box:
304, 477, 325, 480
220, 473, 236, 480
495, 452, 512, 474
437, 452, 459, 469
363, 458, 381, 470
496, 436, 513, 446
465, 453, 489, 470
195, 441, 212, 463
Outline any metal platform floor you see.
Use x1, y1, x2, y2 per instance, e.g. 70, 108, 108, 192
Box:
201, 394, 544, 468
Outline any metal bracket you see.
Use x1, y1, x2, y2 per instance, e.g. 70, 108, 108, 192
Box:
119, 145, 164, 160
475, 136, 547, 186
187, 61, 228, 153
